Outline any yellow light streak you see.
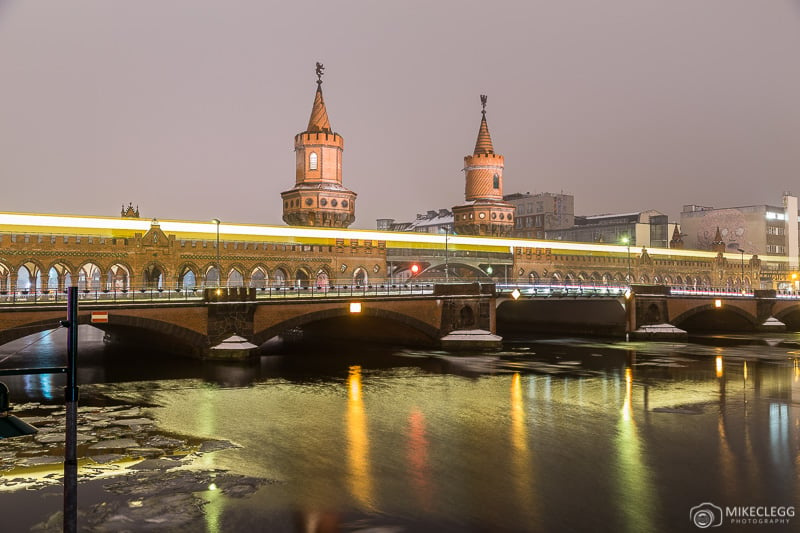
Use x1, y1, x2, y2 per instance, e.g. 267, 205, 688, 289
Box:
0, 210, 785, 265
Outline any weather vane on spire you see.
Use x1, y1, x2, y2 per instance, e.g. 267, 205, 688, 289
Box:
480, 94, 487, 115
315, 62, 325, 86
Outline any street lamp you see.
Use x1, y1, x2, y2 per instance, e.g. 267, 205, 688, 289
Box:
737, 248, 745, 293
211, 219, 221, 287
621, 236, 632, 283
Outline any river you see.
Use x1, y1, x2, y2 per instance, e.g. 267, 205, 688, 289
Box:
1, 327, 798, 532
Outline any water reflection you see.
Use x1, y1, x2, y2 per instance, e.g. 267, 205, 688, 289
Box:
2, 331, 800, 532
346, 365, 373, 510
406, 409, 432, 511
509, 373, 535, 524
615, 365, 658, 532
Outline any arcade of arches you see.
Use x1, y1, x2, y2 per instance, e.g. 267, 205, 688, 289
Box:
0, 221, 764, 294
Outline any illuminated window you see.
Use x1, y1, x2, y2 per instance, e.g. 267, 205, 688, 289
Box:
309, 152, 318, 170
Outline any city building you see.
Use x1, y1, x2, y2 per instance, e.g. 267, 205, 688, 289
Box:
679, 194, 800, 267
504, 192, 574, 239
545, 210, 673, 248
377, 209, 453, 234
281, 63, 357, 228
452, 95, 515, 236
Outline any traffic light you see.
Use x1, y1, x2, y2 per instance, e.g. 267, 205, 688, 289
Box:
410, 264, 420, 276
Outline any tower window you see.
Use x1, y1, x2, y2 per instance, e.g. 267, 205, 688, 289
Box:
309, 152, 318, 170
493, 173, 500, 189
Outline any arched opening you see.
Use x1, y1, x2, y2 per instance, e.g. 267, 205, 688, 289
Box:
16, 265, 33, 292
353, 267, 368, 286
273, 268, 288, 287
142, 264, 164, 289
227, 268, 244, 287
250, 267, 268, 288
295, 269, 310, 288
459, 305, 475, 328
107, 263, 130, 290
178, 265, 198, 289
181, 270, 197, 289
642, 303, 662, 324
316, 269, 330, 290
78, 262, 102, 291
528, 271, 540, 284
206, 266, 221, 287
309, 151, 318, 170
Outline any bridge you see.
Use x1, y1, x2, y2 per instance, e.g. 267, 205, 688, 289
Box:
3, 211, 800, 354
0, 283, 496, 358
3, 279, 800, 358
496, 283, 800, 339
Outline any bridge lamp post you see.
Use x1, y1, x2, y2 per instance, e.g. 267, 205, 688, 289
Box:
212, 219, 221, 287
621, 236, 631, 284
737, 248, 745, 294
440, 226, 452, 283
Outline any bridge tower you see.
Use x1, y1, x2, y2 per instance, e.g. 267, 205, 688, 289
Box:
281, 62, 356, 228
453, 95, 515, 236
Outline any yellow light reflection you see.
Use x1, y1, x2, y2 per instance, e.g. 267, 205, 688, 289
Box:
743, 361, 748, 381
510, 373, 536, 522
621, 367, 633, 422
716, 355, 724, 378
615, 365, 658, 530
347, 366, 373, 509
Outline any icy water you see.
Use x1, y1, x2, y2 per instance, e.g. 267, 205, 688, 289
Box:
1, 327, 799, 532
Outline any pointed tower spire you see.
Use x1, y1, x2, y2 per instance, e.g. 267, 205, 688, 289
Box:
453, 94, 515, 237
282, 62, 356, 228
306, 62, 332, 133
669, 225, 684, 249
473, 94, 494, 155
711, 226, 725, 253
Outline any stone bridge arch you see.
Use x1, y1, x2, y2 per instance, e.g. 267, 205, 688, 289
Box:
669, 302, 759, 332
253, 306, 441, 347
93, 315, 209, 356
771, 302, 800, 330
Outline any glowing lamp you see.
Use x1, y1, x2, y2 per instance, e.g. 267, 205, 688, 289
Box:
349, 302, 362, 313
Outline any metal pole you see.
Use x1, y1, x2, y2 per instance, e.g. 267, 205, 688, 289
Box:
445, 229, 449, 283
212, 219, 221, 287
627, 242, 631, 283
63, 286, 78, 533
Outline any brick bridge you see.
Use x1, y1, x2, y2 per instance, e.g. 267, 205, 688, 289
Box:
0, 284, 496, 358
496, 284, 800, 338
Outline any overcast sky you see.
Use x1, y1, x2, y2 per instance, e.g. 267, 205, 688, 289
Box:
2, 1, 800, 229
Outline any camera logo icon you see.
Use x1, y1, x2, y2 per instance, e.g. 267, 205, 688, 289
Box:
690, 502, 724, 528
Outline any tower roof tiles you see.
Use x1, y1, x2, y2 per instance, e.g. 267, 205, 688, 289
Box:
306, 84, 332, 134
473, 107, 494, 155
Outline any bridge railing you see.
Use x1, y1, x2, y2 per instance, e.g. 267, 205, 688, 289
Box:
495, 282, 631, 297
252, 283, 436, 299
0, 282, 441, 305
0, 287, 206, 305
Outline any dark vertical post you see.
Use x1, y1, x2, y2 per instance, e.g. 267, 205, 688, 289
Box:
64, 286, 78, 533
